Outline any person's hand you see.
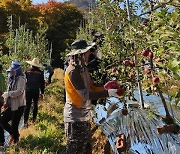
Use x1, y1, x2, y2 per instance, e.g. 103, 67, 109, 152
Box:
2, 92, 9, 98
40, 94, 45, 100
108, 89, 119, 97
2, 103, 7, 109
104, 81, 119, 90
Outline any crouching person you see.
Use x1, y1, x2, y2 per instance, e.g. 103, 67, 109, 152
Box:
0, 61, 26, 144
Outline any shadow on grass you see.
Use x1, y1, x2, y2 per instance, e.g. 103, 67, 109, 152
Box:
16, 134, 66, 153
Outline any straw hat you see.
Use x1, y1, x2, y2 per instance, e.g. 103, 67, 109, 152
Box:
26, 58, 42, 67
67, 39, 95, 56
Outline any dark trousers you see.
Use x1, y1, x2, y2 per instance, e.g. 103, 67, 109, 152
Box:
65, 121, 92, 154
0, 106, 25, 142
0, 93, 4, 145
24, 89, 39, 124
0, 126, 4, 145
48, 72, 54, 84
0, 108, 4, 145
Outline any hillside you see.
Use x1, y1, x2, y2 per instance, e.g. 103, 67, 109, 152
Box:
67, 0, 96, 11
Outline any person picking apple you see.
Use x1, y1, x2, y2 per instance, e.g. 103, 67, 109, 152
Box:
64, 39, 122, 154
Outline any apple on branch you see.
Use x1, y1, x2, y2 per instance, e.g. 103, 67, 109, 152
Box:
111, 68, 116, 73
129, 72, 134, 78
144, 68, 151, 76
123, 60, 130, 66
148, 51, 153, 59
129, 60, 135, 67
142, 49, 150, 57
122, 109, 128, 116
155, 58, 163, 62
152, 76, 160, 84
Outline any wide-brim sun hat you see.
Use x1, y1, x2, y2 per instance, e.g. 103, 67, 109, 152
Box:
26, 58, 42, 67
67, 39, 96, 56
7, 60, 21, 72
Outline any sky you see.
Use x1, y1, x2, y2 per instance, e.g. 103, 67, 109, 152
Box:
32, 0, 64, 4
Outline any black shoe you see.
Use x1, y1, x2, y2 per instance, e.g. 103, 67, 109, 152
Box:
13, 138, 19, 144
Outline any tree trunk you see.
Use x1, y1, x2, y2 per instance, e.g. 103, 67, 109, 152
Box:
156, 85, 174, 124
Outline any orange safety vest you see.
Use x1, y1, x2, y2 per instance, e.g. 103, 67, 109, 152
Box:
64, 72, 104, 109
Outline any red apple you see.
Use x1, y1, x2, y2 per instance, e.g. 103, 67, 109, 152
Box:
111, 68, 116, 73
128, 72, 134, 78
142, 49, 149, 56
122, 109, 128, 116
152, 76, 160, 84
123, 60, 130, 66
155, 58, 163, 62
143, 19, 149, 26
129, 60, 135, 67
117, 87, 124, 97
144, 68, 151, 75
148, 52, 153, 59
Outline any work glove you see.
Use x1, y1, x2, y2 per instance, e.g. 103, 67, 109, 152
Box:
108, 89, 119, 97
104, 81, 119, 90
2, 92, 9, 99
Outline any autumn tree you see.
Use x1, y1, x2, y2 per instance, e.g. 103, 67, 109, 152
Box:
33, 0, 83, 67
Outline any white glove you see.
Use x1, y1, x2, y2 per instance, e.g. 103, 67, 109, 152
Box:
2, 92, 9, 98
108, 89, 119, 97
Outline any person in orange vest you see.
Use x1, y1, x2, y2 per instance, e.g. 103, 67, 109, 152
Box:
64, 39, 119, 154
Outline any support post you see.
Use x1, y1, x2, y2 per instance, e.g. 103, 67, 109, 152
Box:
126, 0, 131, 22
134, 55, 144, 108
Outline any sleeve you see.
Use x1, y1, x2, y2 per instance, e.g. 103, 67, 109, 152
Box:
40, 71, 45, 94
8, 77, 26, 98
0, 74, 6, 92
69, 69, 108, 101
89, 75, 105, 92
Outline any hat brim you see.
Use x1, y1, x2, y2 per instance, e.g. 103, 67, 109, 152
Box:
7, 66, 20, 72
26, 61, 42, 67
67, 42, 96, 56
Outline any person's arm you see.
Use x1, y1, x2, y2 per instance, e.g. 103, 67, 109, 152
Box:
40, 71, 45, 94
7, 77, 26, 98
89, 75, 105, 92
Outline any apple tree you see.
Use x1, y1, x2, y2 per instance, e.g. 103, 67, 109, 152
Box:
76, 0, 179, 123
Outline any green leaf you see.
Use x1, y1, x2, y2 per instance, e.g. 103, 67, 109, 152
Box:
172, 12, 178, 22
